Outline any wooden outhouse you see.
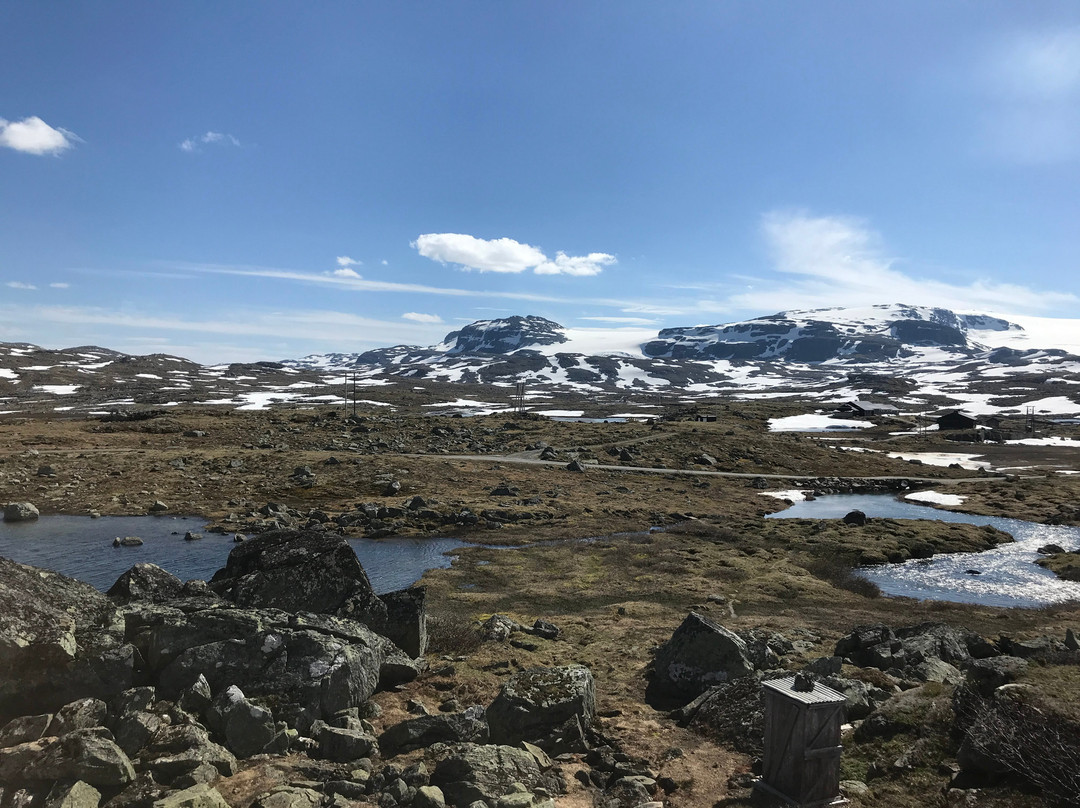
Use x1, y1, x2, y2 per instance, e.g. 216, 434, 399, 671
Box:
755, 674, 847, 807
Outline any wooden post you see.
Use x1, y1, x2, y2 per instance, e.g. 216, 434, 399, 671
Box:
755, 675, 847, 807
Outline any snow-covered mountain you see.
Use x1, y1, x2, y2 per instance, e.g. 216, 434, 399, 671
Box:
4, 305, 1080, 416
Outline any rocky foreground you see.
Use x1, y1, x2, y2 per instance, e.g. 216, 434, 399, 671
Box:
3, 527, 1080, 808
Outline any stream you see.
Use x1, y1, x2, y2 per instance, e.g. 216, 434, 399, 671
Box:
767, 493, 1080, 608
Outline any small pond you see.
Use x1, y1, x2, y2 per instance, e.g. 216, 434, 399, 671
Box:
0, 515, 470, 595
767, 494, 1080, 608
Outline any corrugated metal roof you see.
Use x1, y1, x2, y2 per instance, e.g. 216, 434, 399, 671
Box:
761, 675, 846, 705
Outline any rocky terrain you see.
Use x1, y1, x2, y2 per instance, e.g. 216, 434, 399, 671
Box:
3, 305, 1080, 807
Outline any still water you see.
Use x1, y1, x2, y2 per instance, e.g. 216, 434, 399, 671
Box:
0, 515, 470, 595
767, 494, 1080, 608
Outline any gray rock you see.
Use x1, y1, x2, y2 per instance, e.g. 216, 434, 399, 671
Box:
821, 676, 873, 720
112, 711, 162, 758
151, 607, 389, 720
143, 723, 237, 782
480, 615, 522, 642
0, 714, 53, 747
110, 687, 156, 718
843, 510, 867, 526
380, 707, 489, 757
44, 781, 102, 808
430, 744, 546, 808
311, 720, 378, 762
177, 675, 212, 716
107, 561, 185, 604
378, 586, 428, 657
913, 658, 963, 686
966, 656, 1028, 696
414, 786, 446, 808
487, 666, 595, 754
208, 529, 387, 625
652, 612, 754, 699
250, 787, 322, 808
0, 558, 133, 716
204, 686, 276, 759
0, 729, 135, 786
3, 502, 40, 522
565, 460, 587, 473
152, 784, 230, 808
50, 698, 108, 736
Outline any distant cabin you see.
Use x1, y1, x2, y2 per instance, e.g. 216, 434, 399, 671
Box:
694, 414, 717, 422
837, 400, 900, 418
937, 411, 977, 431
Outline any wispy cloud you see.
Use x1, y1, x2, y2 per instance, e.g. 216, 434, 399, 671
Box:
578, 315, 660, 326
413, 232, 615, 276
0, 116, 79, 155
49, 282, 69, 289
708, 210, 1077, 316
402, 312, 443, 324
976, 27, 1080, 163
330, 268, 361, 279
336, 256, 361, 267
179, 131, 241, 153
5, 281, 37, 290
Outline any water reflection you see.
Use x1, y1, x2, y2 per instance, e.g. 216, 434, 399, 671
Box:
767, 494, 1080, 608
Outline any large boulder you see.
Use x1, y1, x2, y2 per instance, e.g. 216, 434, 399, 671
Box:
652, 612, 754, 700
0, 729, 135, 786
147, 606, 391, 721
0, 558, 134, 716
380, 706, 489, 757
3, 502, 40, 522
378, 586, 428, 657
107, 564, 184, 606
208, 529, 386, 624
486, 666, 595, 754
204, 686, 277, 759
430, 744, 549, 808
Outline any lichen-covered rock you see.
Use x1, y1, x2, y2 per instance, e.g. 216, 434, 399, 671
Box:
3, 502, 39, 522
208, 529, 386, 623
0, 714, 53, 748
378, 585, 428, 657
107, 564, 184, 606
204, 685, 276, 759
380, 706, 489, 757
50, 698, 108, 736
44, 780, 102, 808
152, 784, 230, 808
0, 729, 135, 786
486, 666, 595, 754
431, 744, 549, 808
652, 612, 754, 700
310, 720, 378, 762
0, 558, 133, 716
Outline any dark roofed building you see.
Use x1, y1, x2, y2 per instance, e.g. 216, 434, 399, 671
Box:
838, 400, 901, 417
937, 411, 976, 431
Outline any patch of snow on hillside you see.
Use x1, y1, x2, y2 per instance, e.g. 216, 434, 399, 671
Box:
533, 328, 652, 358
34, 384, 80, 395
906, 491, 967, 506
1007, 436, 1080, 447
760, 489, 810, 502
887, 452, 989, 470
769, 414, 871, 431
0, 369, 17, 380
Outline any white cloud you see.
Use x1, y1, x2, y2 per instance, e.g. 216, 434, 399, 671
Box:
413, 233, 546, 273
413, 232, 615, 277
381, 259, 389, 266
714, 211, 1077, 316
50, 282, 69, 289
402, 312, 443, 324
331, 268, 362, 279
534, 251, 615, 276
179, 131, 241, 153
0, 116, 78, 155
337, 256, 361, 267
5, 281, 37, 290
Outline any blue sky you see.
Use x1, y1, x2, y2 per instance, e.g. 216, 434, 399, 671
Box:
2, 2, 1079, 363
